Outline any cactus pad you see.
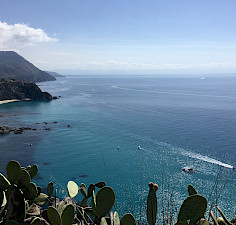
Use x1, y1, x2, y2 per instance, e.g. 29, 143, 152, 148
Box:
67, 181, 79, 198
47, 181, 54, 197
18, 169, 31, 188
147, 187, 157, 225
30, 217, 41, 225
47, 206, 62, 225
0, 173, 10, 191
6, 160, 21, 184
61, 204, 75, 225
188, 185, 197, 196
100, 217, 108, 225
80, 183, 87, 197
96, 186, 115, 217
95, 181, 106, 188
120, 213, 136, 225
27, 182, 38, 200
177, 194, 207, 225
114, 211, 120, 225
29, 164, 38, 179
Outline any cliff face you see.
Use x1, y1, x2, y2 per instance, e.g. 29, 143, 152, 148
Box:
0, 51, 56, 82
0, 79, 53, 101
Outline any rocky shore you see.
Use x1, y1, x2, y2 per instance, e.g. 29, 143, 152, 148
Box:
0, 79, 55, 102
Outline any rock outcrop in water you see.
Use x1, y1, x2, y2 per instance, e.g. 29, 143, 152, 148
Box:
0, 79, 53, 101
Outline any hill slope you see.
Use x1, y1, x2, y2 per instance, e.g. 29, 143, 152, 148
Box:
0, 79, 53, 101
0, 51, 56, 82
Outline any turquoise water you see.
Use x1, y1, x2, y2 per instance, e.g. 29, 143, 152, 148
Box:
0, 75, 235, 222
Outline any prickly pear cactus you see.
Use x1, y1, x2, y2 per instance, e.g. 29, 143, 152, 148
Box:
5, 186, 26, 222
6, 160, 21, 184
67, 181, 79, 198
87, 184, 95, 198
47, 181, 54, 197
188, 185, 197, 196
80, 183, 87, 197
30, 217, 41, 225
95, 181, 106, 188
147, 182, 157, 225
18, 169, 31, 189
96, 186, 115, 217
120, 213, 136, 225
177, 194, 207, 225
47, 206, 62, 225
0, 173, 10, 191
100, 217, 108, 225
114, 211, 120, 225
61, 204, 75, 225
29, 164, 38, 179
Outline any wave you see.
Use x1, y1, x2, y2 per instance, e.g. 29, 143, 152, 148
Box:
157, 141, 234, 169
111, 85, 236, 99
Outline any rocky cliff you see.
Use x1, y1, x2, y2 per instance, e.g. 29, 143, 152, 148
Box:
0, 51, 56, 82
0, 79, 53, 101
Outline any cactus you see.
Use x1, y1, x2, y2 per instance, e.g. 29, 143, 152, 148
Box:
18, 169, 31, 189
47, 181, 54, 197
87, 184, 95, 198
0, 190, 7, 208
0, 173, 10, 191
95, 186, 115, 217
120, 213, 136, 225
188, 185, 197, 196
34, 193, 48, 205
29, 164, 38, 179
80, 183, 87, 197
67, 181, 79, 198
27, 182, 38, 200
61, 204, 75, 225
30, 217, 41, 225
47, 204, 75, 225
6, 160, 21, 184
177, 194, 207, 225
100, 217, 108, 225
47, 206, 62, 225
95, 181, 106, 188
5, 186, 26, 222
147, 182, 157, 225
114, 211, 120, 225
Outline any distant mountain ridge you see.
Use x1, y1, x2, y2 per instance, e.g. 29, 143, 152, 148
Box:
45, 71, 65, 77
0, 51, 56, 82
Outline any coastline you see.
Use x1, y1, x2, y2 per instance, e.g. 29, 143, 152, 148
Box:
0, 98, 31, 105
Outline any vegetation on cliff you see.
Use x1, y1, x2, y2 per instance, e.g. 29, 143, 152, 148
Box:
0, 79, 53, 101
0, 160, 235, 225
0, 51, 55, 83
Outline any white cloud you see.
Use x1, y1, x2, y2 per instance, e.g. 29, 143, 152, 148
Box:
0, 21, 58, 50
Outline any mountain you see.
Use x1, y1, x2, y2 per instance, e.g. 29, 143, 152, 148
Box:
45, 71, 65, 77
0, 51, 56, 82
0, 79, 53, 101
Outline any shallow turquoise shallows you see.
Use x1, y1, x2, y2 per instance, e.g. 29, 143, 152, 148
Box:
0, 75, 235, 222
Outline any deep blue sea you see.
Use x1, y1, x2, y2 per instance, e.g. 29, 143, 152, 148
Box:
0, 75, 235, 222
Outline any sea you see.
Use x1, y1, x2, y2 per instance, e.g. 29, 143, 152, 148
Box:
0, 75, 235, 222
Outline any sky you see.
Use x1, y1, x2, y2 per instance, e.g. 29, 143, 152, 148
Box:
0, 0, 236, 75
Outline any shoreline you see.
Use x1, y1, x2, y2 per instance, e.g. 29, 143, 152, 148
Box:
0, 98, 31, 105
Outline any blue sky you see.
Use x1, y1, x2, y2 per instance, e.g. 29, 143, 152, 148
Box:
0, 0, 236, 75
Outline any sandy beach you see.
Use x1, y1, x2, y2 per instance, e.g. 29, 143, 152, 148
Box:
0, 99, 31, 105
0, 99, 21, 105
